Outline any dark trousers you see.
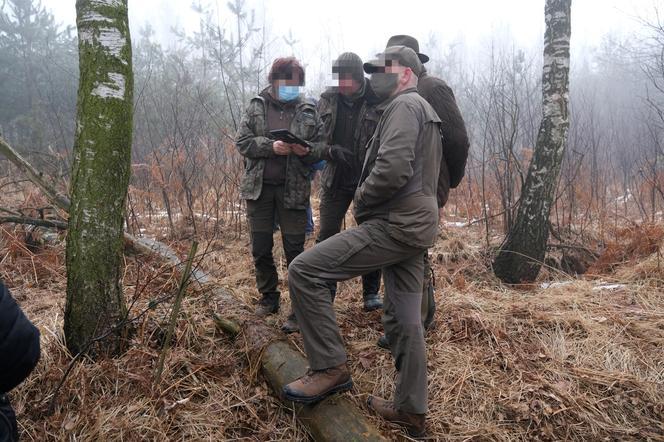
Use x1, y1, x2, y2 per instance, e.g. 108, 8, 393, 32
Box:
246, 184, 306, 306
289, 219, 428, 413
0, 394, 17, 442
317, 188, 381, 297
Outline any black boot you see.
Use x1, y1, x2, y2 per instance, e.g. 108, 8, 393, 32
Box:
326, 280, 337, 303
255, 293, 280, 316
363, 293, 383, 311
281, 311, 299, 334
376, 334, 390, 350
362, 271, 383, 311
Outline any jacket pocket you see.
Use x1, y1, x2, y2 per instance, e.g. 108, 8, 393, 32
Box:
327, 228, 373, 268
294, 108, 317, 140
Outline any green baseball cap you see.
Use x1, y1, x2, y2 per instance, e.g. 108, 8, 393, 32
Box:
363, 45, 423, 77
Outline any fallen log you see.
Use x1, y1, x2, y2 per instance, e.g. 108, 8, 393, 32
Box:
2, 137, 386, 440
262, 340, 387, 442
0, 216, 68, 229
214, 303, 387, 442
0, 137, 71, 211
0, 136, 209, 284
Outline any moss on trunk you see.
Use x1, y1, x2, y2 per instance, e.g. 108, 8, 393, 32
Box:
65, 0, 133, 355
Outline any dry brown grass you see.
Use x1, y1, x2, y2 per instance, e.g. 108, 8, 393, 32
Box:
2, 212, 663, 441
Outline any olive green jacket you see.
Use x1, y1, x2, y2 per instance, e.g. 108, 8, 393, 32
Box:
235, 88, 326, 210
353, 88, 443, 249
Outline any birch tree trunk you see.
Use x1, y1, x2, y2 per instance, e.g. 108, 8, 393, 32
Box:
493, 0, 571, 283
65, 0, 133, 355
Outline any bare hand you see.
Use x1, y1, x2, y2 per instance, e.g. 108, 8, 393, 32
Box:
290, 143, 310, 157
272, 140, 291, 156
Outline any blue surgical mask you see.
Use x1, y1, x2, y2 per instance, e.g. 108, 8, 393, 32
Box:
278, 85, 301, 101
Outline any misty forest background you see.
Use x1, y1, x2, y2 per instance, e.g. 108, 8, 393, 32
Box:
1, 0, 664, 440
2, 0, 663, 237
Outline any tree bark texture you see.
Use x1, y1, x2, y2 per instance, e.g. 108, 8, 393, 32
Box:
217, 314, 387, 442
494, 0, 572, 283
65, 0, 133, 355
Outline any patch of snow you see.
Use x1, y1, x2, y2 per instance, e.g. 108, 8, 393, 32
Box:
592, 284, 626, 292
540, 281, 573, 289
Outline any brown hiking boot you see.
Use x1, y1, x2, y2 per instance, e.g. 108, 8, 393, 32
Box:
282, 363, 353, 404
367, 395, 426, 438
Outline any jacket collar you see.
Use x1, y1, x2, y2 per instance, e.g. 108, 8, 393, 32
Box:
376, 87, 418, 112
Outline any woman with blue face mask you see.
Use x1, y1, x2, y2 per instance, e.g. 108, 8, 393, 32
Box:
235, 57, 326, 333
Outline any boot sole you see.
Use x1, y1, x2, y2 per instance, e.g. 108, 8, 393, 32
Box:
281, 326, 300, 334
283, 379, 353, 404
363, 303, 383, 312
376, 337, 390, 350
367, 396, 426, 438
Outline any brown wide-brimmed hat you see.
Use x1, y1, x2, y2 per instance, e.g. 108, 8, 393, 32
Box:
385, 34, 429, 63
363, 45, 424, 77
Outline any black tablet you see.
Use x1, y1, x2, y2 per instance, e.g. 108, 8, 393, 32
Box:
269, 129, 311, 148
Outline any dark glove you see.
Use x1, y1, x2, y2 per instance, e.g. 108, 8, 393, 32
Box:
327, 145, 353, 168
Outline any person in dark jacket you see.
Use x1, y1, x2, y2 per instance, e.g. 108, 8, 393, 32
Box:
376, 35, 470, 349
234, 57, 326, 333
316, 52, 383, 311
0, 280, 41, 442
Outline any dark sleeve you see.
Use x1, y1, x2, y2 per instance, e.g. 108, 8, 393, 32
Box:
0, 281, 40, 393
298, 103, 331, 165
428, 83, 469, 188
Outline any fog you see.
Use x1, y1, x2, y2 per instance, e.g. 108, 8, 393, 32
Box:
47, 0, 646, 88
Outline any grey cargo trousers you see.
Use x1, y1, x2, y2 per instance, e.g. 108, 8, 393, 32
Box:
288, 219, 428, 414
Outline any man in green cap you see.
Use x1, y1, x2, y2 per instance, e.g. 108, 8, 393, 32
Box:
376, 35, 470, 349
315, 52, 382, 312
282, 46, 442, 438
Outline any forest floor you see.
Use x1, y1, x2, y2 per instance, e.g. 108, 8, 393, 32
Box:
2, 202, 663, 441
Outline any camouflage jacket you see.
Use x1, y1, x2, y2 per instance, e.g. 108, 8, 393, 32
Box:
235, 88, 326, 209
317, 81, 380, 193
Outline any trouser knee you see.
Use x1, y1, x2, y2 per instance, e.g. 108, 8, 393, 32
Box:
251, 231, 274, 264
282, 234, 305, 266
387, 323, 425, 371
288, 253, 307, 283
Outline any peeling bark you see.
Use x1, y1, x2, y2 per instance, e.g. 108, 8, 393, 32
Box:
65, 0, 133, 355
494, 0, 572, 283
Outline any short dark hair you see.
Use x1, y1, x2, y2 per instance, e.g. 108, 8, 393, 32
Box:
268, 57, 305, 85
